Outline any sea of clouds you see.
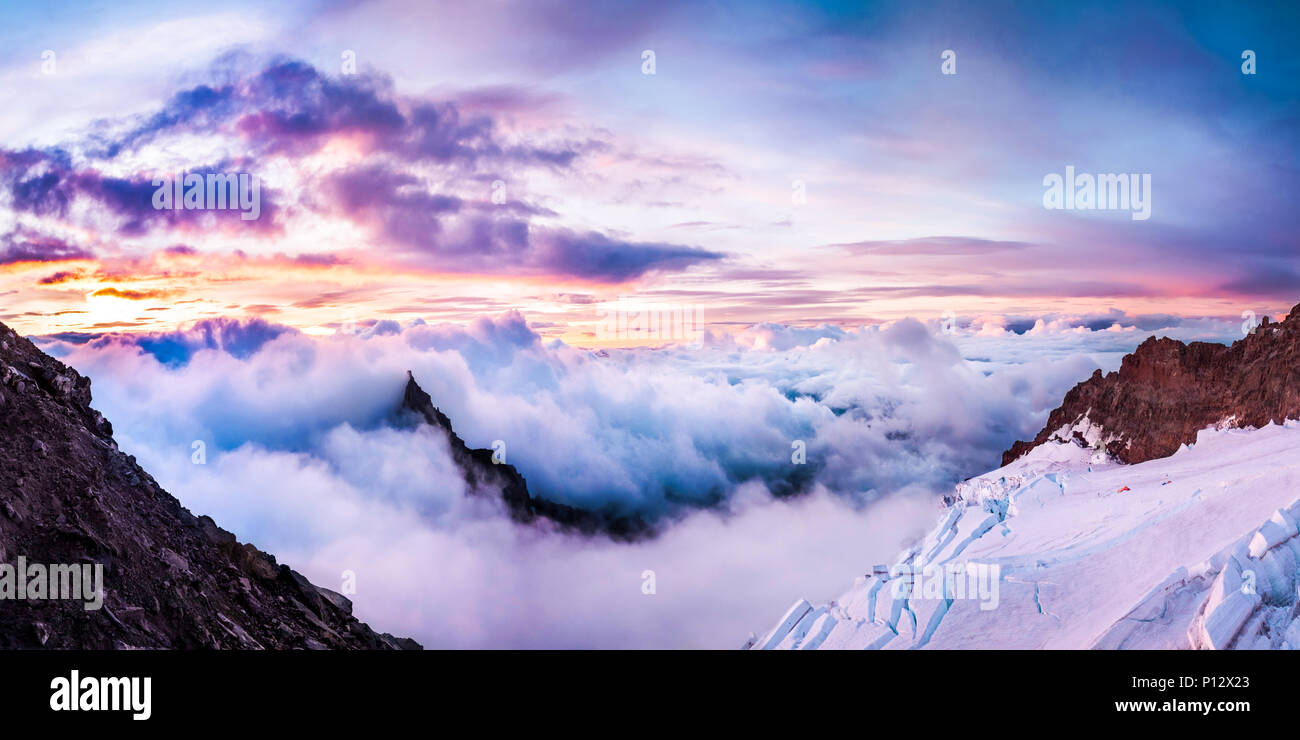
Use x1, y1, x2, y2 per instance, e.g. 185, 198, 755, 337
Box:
36, 312, 1245, 647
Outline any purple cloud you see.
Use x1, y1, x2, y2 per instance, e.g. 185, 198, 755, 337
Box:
104, 58, 586, 168
5, 57, 719, 283
326, 163, 723, 280
0, 148, 282, 237
0, 228, 94, 265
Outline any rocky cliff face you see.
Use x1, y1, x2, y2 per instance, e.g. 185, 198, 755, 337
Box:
1003, 301, 1300, 466
400, 372, 650, 540
0, 321, 419, 649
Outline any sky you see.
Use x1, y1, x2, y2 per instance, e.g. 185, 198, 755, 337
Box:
1, 0, 1296, 345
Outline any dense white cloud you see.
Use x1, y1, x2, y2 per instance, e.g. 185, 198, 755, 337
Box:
34, 312, 1243, 646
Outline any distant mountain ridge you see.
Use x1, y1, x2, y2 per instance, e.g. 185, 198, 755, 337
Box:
0, 320, 419, 649
1004, 301, 1300, 466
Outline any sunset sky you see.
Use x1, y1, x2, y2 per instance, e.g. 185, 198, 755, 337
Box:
3, 0, 1297, 650
1, 0, 1297, 345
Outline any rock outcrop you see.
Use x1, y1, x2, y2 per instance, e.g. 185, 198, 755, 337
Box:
0, 321, 420, 649
1003, 301, 1300, 466
400, 372, 650, 540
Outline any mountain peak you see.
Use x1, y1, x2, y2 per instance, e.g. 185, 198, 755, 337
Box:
1003, 300, 1300, 466
400, 372, 651, 540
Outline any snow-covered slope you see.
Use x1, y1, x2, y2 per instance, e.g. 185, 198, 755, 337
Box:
750, 421, 1300, 650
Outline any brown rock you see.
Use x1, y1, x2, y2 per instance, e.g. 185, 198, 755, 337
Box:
1004, 300, 1300, 466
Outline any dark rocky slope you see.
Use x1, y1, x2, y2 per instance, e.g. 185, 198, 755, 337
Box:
1003, 301, 1300, 466
0, 321, 419, 649
400, 372, 650, 540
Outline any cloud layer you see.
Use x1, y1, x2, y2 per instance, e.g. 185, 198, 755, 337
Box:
31, 311, 1244, 646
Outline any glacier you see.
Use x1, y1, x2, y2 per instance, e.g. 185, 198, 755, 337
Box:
750, 421, 1300, 650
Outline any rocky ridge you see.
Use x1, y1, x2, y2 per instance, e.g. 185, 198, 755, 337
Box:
1003, 301, 1300, 466
400, 372, 650, 540
0, 321, 420, 649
